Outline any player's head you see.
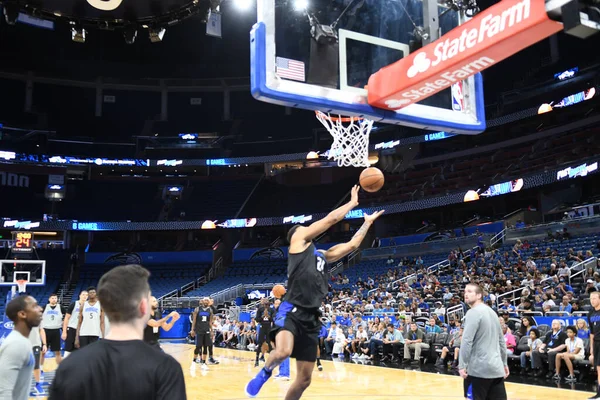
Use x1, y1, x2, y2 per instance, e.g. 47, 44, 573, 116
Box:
49, 294, 58, 305
590, 290, 600, 308
6, 294, 43, 328
287, 225, 302, 244
201, 297, 210, 307
464, 283, 483, 306
87, 286, 97, 300
97, 264, 151, 330
79, 290, 89, 302
150, 296, 158, 310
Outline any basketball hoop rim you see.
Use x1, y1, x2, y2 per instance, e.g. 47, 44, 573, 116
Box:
315, 110, 364, 123
16, 279, 27, 292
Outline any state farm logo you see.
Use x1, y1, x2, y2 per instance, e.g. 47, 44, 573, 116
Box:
405, 0, 530, 80
407, 53, 431, 79
382, 0, 534, 109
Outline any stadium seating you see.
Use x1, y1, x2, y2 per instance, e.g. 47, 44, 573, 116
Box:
185, 259, 287, 297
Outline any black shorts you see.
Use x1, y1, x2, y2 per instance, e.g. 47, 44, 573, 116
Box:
65, 328, 78, 352
463, 376, 507, 400
45, 328, 61, 352
257, 324, 271, 345
33, 346, 41, 370
79, 335, 99, 348
196, 333, 211, 348
593, 343, 600, 367
269, 301, 321, 363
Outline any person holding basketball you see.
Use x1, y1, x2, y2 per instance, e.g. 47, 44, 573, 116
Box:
246, 185, 384, 399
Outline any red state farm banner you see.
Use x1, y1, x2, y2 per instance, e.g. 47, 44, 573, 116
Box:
367, 0, 563, 111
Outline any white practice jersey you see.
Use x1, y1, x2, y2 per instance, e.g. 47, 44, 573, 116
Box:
67, 301, 83, 330
29, 326, 42, 348
79, 301, 102, 337
42, 304, 63, 330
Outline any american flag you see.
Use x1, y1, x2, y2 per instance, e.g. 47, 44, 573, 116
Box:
276, 57, 305, 82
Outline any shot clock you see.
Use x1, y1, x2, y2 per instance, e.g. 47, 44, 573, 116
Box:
12, 232, 34, 253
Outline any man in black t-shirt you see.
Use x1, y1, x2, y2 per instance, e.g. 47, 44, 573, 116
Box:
246, 185, 383, 399
588, 290, 600, 399
144, 296, 179, 349
49, 265, 186, 400
254, 298, 274, 367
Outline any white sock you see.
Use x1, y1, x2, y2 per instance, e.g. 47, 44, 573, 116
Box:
64, 351, 70, 358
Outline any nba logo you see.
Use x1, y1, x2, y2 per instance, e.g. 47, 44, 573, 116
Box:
451, 81, 464, 112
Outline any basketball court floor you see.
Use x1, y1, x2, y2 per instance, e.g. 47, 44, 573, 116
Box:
36, 344, 596, 399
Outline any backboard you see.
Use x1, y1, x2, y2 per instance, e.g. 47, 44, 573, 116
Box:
0, 260, 46, 287
250, 0, 486, 134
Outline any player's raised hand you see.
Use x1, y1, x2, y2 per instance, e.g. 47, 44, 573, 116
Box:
350, 185, 360, 206
364, 210, 385, 223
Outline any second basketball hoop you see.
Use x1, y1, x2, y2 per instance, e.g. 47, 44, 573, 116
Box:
315, 111, 374, 168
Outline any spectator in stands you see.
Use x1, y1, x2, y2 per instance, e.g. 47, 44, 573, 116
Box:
518, 317, 536, 338
437, 325, 463, 368
503, 325, 516, 355
532, 320, 567, 378
513, 240, 523, 257
381, 324, 404, 362
553, 325, 585, 382
558, 264, 571, 281
425, 318, 442, 334
350, 325, 369, 358
362, 322, 386, 360
517, 298, 535, 313
520, 328, 542, 375
558, 296, 573, 316
577, 319, 590, 339
403, 322, 429, 365
324, 321, 343, 355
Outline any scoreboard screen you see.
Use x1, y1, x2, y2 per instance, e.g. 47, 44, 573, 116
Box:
12, 232, 34, 253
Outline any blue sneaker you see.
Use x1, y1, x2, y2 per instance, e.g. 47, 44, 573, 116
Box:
245, 368, 272, 398
30, 383, 46, 397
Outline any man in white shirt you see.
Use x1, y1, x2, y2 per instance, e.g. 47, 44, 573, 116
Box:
0, 295, 44, 400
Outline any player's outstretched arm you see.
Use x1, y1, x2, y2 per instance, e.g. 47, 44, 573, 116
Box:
293, 185, 360, 245
321, 210, 385, 263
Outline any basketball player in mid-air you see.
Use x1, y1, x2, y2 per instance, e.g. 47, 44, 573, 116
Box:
75, 286, 105, 349
246, 185, 384, 399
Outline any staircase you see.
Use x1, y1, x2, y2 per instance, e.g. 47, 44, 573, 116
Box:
58, 282, 77, 307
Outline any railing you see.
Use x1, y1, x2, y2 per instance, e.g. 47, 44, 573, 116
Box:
160, 288, 179, 301
330, 260, 344, 276
495, 285, 530, 307
490, 228, 506, 248
569, 257, 598, 285
427, 259, 449, 274
446, 304, 465, 323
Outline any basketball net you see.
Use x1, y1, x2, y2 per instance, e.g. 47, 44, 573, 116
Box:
315, 111, 373, 168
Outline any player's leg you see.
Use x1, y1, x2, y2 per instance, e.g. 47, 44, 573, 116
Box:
49, 329, 62, 364
201, 334, 209, 369
246, 330, 294, 397
63, 327, 76, 358
485, 377, 508, 400
208, 331, 219, 364
284, 360, 314, 400
31, 346, 45, 396
276, 357, 290, 380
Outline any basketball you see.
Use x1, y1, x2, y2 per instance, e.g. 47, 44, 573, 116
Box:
359, 167, 384, 192
272, 284, 286, 299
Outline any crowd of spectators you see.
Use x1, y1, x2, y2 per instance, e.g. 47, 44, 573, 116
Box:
211, 230, 599, 385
